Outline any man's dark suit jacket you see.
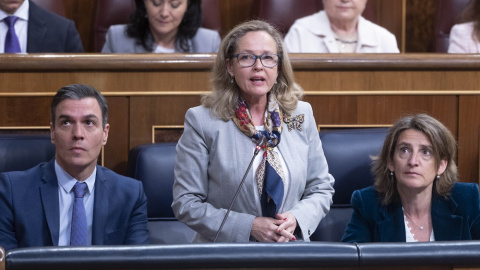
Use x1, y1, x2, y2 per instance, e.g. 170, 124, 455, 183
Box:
0, 159, 149, 250
341, 183, 480, 242
26, 0, 83, 52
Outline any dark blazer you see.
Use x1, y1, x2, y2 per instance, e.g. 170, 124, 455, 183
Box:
0, 160, 148, 250
341, 183, 480, 242
26, 0, 83, 52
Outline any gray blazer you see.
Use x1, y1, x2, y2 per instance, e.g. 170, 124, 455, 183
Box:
101, 24, 220, 53
172, 101, 335, 242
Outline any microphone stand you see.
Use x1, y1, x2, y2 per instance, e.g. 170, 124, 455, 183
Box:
213, 136, 266, 243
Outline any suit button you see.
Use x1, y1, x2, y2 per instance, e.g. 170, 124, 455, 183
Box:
308, 230, 311, 235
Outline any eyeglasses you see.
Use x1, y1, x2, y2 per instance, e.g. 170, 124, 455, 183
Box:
232, 53, 280, 68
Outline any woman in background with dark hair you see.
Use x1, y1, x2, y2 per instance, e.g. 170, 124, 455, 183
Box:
448, 0, 480, 53
102, 0, 220, 53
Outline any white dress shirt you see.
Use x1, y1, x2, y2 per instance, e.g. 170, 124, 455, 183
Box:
0, 0, 29, 53
56, 160, 96, 246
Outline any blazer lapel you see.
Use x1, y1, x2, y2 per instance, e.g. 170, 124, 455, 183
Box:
92, 166, 108, 245
231, 125, 260, 214
26, 1, 47, 52
40, 160, 60, 246
431, 195, 462, 241
377, 204, 406, 242
276, 127, 299, 211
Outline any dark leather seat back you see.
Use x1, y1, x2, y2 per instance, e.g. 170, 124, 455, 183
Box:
252, 0, 375, 36
434, 0, 469, 52
0, 134, 55, 173
31, 0, 65, 16
127, 143, 195, 244
128, 128, 388, 243
92, 0, 222, 52
310, 128, 388, 241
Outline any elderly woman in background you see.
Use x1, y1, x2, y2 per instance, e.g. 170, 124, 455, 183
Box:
448, 0, 480, 53
342, 114, 480, 242
102, 0, 220, 53
172, 20, 335, 243
284, 0, 399, 53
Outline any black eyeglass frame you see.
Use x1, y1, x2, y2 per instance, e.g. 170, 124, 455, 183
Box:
231, 53, 281, 68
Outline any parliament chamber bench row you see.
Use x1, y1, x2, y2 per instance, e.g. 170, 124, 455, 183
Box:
2, 241, 480, 270
1, 128, 387, 243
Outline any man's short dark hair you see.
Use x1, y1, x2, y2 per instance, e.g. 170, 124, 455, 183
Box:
51, 84, 108, 128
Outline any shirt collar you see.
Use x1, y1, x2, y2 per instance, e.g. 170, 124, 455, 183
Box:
0, 0, 29, 21
55, 159, 96, 194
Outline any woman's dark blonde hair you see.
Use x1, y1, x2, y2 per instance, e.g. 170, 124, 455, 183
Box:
372, 114, 458, 205
202, 20, 303, 120
460, 0, 480, 42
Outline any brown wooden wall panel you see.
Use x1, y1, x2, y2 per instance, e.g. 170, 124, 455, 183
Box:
129, 96, 201, 149
104, 97, 129, 174
0, 54, 478, 183
458, 96, 480, 183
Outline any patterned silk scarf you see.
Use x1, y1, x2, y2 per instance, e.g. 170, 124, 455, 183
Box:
233, 96, 285, 218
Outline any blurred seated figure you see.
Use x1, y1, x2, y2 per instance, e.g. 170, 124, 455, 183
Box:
0, 0, 83, 53
284, 0, 399, 53
342, 114, 480, 243
102, 0, 220, 53
448, 0, 480, 53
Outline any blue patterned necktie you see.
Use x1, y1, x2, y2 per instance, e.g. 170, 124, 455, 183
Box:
70, 182, 88, 246
4, 16, 21, 53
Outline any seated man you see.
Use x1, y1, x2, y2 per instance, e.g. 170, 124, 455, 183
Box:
0, 0, 83, 53
0, 84, 148, 250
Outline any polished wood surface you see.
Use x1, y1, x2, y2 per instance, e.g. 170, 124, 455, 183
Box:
0, 53, 478, 181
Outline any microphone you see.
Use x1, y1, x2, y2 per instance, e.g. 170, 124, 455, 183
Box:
213, 135, 267, 242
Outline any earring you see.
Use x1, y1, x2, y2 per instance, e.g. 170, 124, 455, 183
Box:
390, 171, 394, 176
230, 76, 234, 83
436, 175, 440, 179
274, 79, 278, 84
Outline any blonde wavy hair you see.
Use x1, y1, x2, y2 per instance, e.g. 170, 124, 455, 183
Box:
372, 114, 458, 205
202, 20, 304, 120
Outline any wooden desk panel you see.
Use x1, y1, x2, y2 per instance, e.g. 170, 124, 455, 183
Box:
0, 54, 478, 182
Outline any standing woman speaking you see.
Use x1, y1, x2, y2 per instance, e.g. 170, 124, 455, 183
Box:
172, 20, 335, 243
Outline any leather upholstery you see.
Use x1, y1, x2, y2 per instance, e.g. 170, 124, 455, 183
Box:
91, 0, 135, 52
252, 0, 376, 36
127, 143, 195, 244
5, 243, 359, 269
0, 134, 55, 173
92, 0, 221, 52
5, 241, 480, 269
357, 241, 480, 267
310, 128, 388, 241
127, 128, 388, 243
434, 0, 469, 52
30, 0, 65, 16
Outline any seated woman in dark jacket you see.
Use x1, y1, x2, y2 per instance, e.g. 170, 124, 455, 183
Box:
342, 114, 480, 242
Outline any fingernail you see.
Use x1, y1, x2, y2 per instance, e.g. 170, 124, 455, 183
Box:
292, 237, 296, 241
283, 218, 287, 220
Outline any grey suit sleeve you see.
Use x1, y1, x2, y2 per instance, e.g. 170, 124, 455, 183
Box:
287, 103, 335, 240
172, 108, 255, 242
101, 26, 115, 53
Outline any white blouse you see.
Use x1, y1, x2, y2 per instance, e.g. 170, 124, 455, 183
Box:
403, 213, 435, 242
